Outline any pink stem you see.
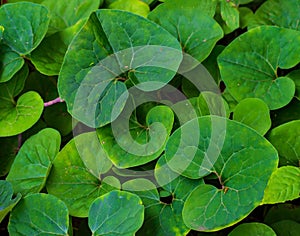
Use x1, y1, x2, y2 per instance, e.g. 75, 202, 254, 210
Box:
44, 97, 64, 107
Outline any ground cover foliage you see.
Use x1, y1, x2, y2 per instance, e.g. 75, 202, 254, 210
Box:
0, 0, 300, 235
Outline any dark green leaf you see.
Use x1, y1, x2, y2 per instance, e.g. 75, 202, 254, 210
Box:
218, 26, 299, 110
0, 2, 49, 55
228, 222, 276, 236
0, 136, 18, 177
0, 180, 21, 223
8, 193, 69, 236
6, 128, 61, 196
264, 203, 300, 225
88, 190, 144, 236
270, 220, 300, 236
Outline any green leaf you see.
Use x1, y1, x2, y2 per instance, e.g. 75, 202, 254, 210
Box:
250, 0, 300, 31
264, 203, 300, 225
268, 120, 300, 166
0, 25, 4, 41
8, 193, 69, 236
0, 136, 18, 177
218, 26, 299, 110
88, 190, 144, 236
263, 166, 300, 204
6, 128, 61, 196
0, 44, 24, 83
0, 180, 21, 223
108, 0, 150, 18
287, 69, 300, 100
218, 0, 240, 34
41, 0, 100, 35
0, 2, 49, 55
46, 132, 118, 217
270, 220, 300, 236
58, 9, 182, 128
97, 105, 174, 168
239, 7, 254, 29
228, 223, 276, 236
148, 1, 223, 62
233, 98, 271, 135
0, 65, 44, 137
31, 20, 85, 75
164, 116, 278, 231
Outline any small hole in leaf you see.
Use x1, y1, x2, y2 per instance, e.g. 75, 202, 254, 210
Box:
219, 81, 226, 93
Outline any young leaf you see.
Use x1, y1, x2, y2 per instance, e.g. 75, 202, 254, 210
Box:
0, 180, 21, 223
250, 0, 300, 30
268, 120, 300, 166
0, 2, 49, 55
218, 26, 299, 110
58, 9, 182, 128
228, 223, 276, 236
8, 193, 69, 236
233, 98, 271, 135
6, 128, 61, 196
148, 0, 223, 62
0, 65, 44, 137
262, 166, 300, 204
46, 132, 118, 217
88, 190, 144, 236
97, 106, 174, 168
108, 0, 150, 18
0, 45, 24, 83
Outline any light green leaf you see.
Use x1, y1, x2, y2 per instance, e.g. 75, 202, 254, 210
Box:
218, 0, 240, 34
268, 120, 300, 166
228, 223, 276, 236
271, 220, 300, 236
263, 166, 300, 204
148, 1, 223, 62
0, 136, 18, 177
6, 128, 61, 196
233, 98, 271, 135
0, 65, 44, 137
41, 0, 100, 35
164, 116, 278, 231
0, 44, 24, 83
250, 0, 300, 30
0, 180, 21, 223
239, 7, 254, 29
88, 190, 144, 236
46, 132, 118, 217
8, 193, 69, 236
108, 0, 150, 18
218, 26, 299, 110
97, 105, 174, 168
58, 9, 182, 128
0, 2, 49, 55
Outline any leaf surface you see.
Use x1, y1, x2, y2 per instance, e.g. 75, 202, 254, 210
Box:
228, 223, 276, 236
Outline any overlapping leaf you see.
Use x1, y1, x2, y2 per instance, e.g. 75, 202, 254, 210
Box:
218, 26, 300, 110
228, 223, 276, 236
6, 128, 61, 196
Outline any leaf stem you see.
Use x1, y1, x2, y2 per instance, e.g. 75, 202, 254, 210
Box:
44, 97, 64, 107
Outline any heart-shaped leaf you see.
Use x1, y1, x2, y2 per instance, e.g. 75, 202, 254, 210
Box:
46, 132, 118, 217
268, 120, 300, 166
0, 45, 24, 83
6, 128, 61, 196
148, 1, 223, 62
228, 223, 276, 236
8, 193, 69, 236
233, 98, 271, 135
262, 166, 300, 204
0, 180, 21, 223
218, 26, 299, 110
97, 105, 174, 168
58, 9, 182, 128
88, 190, 144, 236
0, 2, 49, 55
165, 116, 278, 231
0, 65, 44, 137
250, 0, 300, 31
